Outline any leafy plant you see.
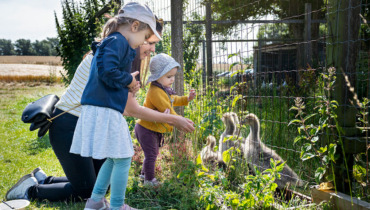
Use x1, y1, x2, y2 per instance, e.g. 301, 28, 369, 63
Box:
55, 0, 119, 85
289, 67, 351, 186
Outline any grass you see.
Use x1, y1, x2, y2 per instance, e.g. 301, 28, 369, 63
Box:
0, 83, 88, 209
0, 83, 201, 209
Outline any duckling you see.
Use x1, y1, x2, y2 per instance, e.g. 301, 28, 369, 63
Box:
242, 113, 304, 188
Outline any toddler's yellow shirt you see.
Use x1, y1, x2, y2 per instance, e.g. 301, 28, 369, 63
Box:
137, 84, 189, 133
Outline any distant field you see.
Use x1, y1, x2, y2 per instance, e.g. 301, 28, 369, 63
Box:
0, 56, 62, 65
0, 56, 65, 82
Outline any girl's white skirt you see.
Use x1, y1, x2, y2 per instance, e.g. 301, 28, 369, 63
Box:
70, 105, 134, 159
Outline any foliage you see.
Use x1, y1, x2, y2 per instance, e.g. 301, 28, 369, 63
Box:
55, 0, 116, 85
183, 12, 204, 88
207, 0, 325, 36
14, 39, 34, 55
155, 25, 172, 55
257, 23, 290, 45
0, 38, 58, 56
288, 67, 348, 185
196, 155, 285, 209
0, 39, 15, 55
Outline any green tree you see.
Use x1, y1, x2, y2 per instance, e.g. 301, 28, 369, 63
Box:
32, 40, 53, 56
183, 12, 204, 87
208, 0, 325, 68
14, 39, 34, 55
46, 37, 59, 56
55, 0, 120, 85
256, 23, 290, 44
0, 39, 15, 55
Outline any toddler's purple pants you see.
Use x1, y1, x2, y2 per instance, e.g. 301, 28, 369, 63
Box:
134, 123, 163, 181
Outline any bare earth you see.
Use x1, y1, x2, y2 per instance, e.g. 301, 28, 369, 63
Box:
0, 64, 66, 77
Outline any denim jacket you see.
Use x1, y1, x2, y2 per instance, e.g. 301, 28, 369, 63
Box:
81, 32, 136, 113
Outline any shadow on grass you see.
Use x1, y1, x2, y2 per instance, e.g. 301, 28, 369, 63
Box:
25, 133, 52, 155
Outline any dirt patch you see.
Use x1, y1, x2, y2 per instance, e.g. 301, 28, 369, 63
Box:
0, 64, 66, 77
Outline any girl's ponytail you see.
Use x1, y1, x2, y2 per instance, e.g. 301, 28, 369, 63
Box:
101, 17, 119, 39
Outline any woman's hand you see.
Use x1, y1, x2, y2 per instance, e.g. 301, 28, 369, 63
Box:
170, 116, 195, 133
124, 93, 195, 133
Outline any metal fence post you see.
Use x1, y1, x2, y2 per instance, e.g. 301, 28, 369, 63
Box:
205, 1, 212, 84
202, 40, 206, 89
171, 0, 184, 116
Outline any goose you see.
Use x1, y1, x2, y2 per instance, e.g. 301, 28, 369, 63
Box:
219, 112, 240, 154
242, 113, 305, 188
200, 135, 225, 168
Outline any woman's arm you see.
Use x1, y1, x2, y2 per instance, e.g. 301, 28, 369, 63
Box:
124, 93, 195, 132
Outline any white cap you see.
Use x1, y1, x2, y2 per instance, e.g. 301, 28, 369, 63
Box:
118, 2, 162, 40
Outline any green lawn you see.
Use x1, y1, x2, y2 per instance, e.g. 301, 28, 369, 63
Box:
0, 83, 86, 209
0, 83, 200, 209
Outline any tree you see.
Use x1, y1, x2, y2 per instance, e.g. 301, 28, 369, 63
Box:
46, 37, 59, 56
256, 23, 290, 45
208, 0, 325, 68
55, 0, 120, 84
33, 40, 53, 56
14, 39, 34, 55
0, 39, 15, 55
183, 12, 203, 88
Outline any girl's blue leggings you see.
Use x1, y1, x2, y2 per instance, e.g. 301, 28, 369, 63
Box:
91, 157, 132, 209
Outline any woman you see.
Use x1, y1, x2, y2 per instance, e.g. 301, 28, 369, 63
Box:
6, 18, 194, 202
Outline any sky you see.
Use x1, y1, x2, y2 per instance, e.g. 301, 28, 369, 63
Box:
0, 0, 82, 42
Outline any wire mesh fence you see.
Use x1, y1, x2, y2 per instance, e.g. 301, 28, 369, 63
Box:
129, 0, 369, 202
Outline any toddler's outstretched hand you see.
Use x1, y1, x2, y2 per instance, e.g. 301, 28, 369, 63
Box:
188, 89, 196, 101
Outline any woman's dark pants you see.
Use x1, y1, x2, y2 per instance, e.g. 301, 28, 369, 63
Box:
27, 108, 105, 201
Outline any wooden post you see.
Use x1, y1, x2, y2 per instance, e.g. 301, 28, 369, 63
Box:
304, 3, 312, 68
205, 1, 213, 84
326, 0, 362, 193
311, 188, 370, 209
171, 0, 184, 116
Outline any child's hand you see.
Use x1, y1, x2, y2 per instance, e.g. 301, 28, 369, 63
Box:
129, 81, 140, 95
188, 89, 196, 101
128, 71, 139, 89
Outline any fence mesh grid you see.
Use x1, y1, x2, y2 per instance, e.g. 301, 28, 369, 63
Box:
130, 0, 369, 201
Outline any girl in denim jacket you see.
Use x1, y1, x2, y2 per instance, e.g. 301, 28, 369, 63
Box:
69, 2, 161, 210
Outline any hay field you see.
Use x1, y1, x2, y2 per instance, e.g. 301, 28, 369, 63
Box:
0, 56, 65, 83
0, 56, 62, 65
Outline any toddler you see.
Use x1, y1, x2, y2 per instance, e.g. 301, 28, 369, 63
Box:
135, 53, 196, 186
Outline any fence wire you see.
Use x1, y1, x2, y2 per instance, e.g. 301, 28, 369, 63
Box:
130, 0, 369, 201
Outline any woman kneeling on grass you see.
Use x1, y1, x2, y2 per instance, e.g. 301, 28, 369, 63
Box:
5, 4, 194, 205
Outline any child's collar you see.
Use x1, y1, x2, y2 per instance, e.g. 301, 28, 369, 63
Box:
151, 81, 176, 95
